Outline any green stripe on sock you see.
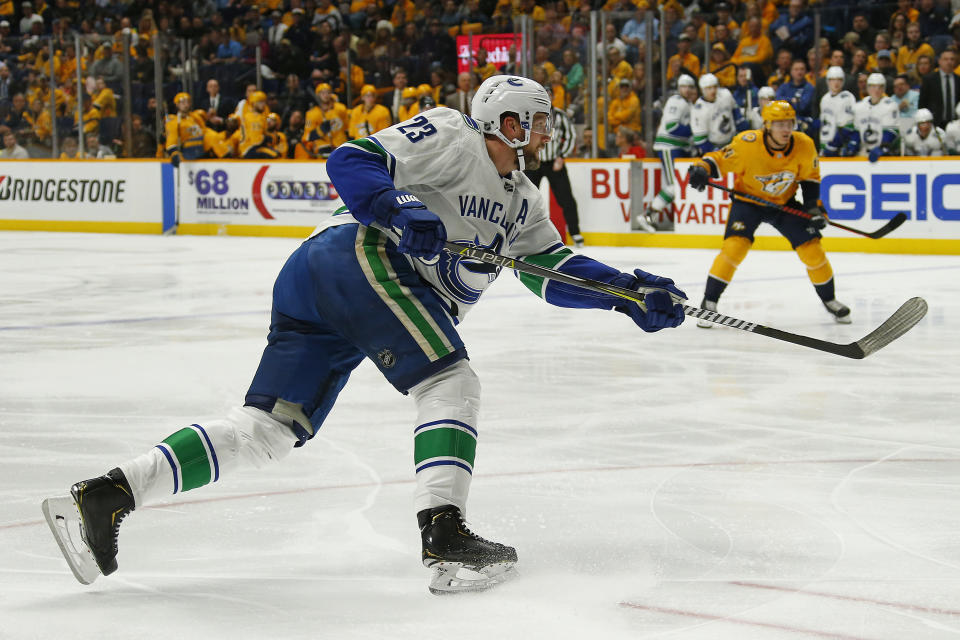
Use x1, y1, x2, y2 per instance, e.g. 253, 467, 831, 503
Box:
414, 427, 477, 467
348, 138, 388, 162
518, 249, 573, 298
362, 228, 452, 359
162, 428, 211, 492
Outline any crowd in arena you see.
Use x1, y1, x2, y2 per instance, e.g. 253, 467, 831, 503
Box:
1, 0, 960, 161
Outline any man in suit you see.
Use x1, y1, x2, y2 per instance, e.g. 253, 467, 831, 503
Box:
197, 79, 235, 129
444, 72, 477, 116
382, 68, 409, 124
919, 48, 958, 128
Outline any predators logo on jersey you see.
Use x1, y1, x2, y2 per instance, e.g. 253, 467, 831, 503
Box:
755, 170, 796, 196
699, 130, 819, 206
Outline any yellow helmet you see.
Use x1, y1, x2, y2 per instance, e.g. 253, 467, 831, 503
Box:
266, 112, 280, 124
315, 82, 332, 94
174, 92, 191, 106
360, 84, 377, 97
761, 100, 796, 127
250, 90, 267, 104
401, 86, 418, 99
417, 83, 432, 96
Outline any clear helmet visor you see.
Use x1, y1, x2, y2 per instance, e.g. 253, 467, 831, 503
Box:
528, 111, 553, 139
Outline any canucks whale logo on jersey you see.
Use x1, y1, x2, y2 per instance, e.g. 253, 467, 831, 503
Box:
430, 234, 504, 304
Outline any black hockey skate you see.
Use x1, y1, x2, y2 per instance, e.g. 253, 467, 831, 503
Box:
823, 299, 852, 324
418, 505, 517, 595
42, 468, 134, 584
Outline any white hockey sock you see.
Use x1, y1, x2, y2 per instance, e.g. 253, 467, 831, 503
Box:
408, 360, 480, 515
119, 406, 298, 508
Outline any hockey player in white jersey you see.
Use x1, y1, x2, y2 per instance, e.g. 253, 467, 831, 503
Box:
746, 86, 776, 129
819, 66, 857, 156
641, 73, 698, 231
945, 106, 960, 154
41, 76, 686, 595
903, 108, 946, 156
691, 73, 747, 155
851, 73, 900, 162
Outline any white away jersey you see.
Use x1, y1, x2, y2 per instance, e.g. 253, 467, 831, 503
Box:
819, 90, 856, 149
313, 107, 562, 320
903, 124, 947, 156
692, 88, 739, 147
653, 94, 693, 152
746, 105, 763, 129
944, 120, 960, 154
852, 96, 899, 154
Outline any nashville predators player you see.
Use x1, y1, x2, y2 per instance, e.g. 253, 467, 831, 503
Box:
164, 92, 205, 163
687, 100, 851, 326
303, 83, 349, 158
239, 90, 276, 159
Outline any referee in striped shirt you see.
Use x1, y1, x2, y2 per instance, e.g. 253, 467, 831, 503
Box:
524, 88, 584, 248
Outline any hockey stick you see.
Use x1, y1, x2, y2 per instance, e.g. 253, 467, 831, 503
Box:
705, 181, 907, 239
444, 242, 927, 359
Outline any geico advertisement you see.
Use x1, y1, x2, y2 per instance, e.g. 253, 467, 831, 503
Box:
567, 159, 960, 239
0, 161, 162, 222
178, 161, 340, 225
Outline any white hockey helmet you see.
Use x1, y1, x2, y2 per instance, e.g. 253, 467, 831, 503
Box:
867, 72, 887, 86
471, 75, 553, 152
915, 108, 934, 124
677, 74, 697, 88
757, 86, 776, 100
826, 66, 845, 80
698, 73, 719, 90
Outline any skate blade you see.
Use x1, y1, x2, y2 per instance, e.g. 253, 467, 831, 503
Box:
833, 315, 853, 324
41, 495, 100, 585
427, 561, 517, 595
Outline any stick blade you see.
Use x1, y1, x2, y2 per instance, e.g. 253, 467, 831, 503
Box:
850, 297, 928, 358
867, 212, 907, 239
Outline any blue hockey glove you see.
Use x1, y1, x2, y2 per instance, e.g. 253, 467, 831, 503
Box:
868, 146, 882, 163
615, 269, 687, 333
170, 152, 181, 168
687, 163, 710, 191
805, 205, 828, 230
372, 189, 447, 259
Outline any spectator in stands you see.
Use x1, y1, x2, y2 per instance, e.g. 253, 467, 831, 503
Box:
445, 71, 476, 115
84, 131, 116, 159
276, 74, 308, 124
383, 68, 409, 124
458, 0, 492, 28
874, 50, 897, 93
608, 78, 642, 133
347, 84, 390, 139
59, 135, 81, 159
714, 24, 738, 60
770, 0, 813, 59
767, 47, 793, 90
667, 33, 700, 81
893, 73, 920, 120
124, 113, 156, 158
775, 59, 815, 121
89, 45, 122, 85
898, 22, 936, 78
850, 48, 869, 78
473, 48, 497, 83
868, 34, 896, 71
621, 7, 658, 65
0, 128, 27, 158
919, 48, 959, 127
562, 48, 584, 96
615, 125, 645, 159
284, 109, 304, 158
597, 21, 627, 60
18, 1, 43, 36
1, 92, 28, 134
889, 14, 908, 50
913, 54, 934, 88
733, 66, 759, 111
415, 19, 456, 80
708, 43, 736, 88
917, 0, 950, 38
850, 13, 877, 54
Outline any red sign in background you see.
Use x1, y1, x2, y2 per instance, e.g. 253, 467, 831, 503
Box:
456, 33, 524, 75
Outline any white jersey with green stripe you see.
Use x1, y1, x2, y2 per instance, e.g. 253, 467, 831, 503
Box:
692, 88, 739, 148
312, 107, 563, 320
653, 94, 694, 152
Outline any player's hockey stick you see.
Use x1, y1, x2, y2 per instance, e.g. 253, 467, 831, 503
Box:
705, 181, 907, 239
444, 242, 927, 359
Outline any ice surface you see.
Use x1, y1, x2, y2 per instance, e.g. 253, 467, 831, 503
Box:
0, 232, 957, 640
